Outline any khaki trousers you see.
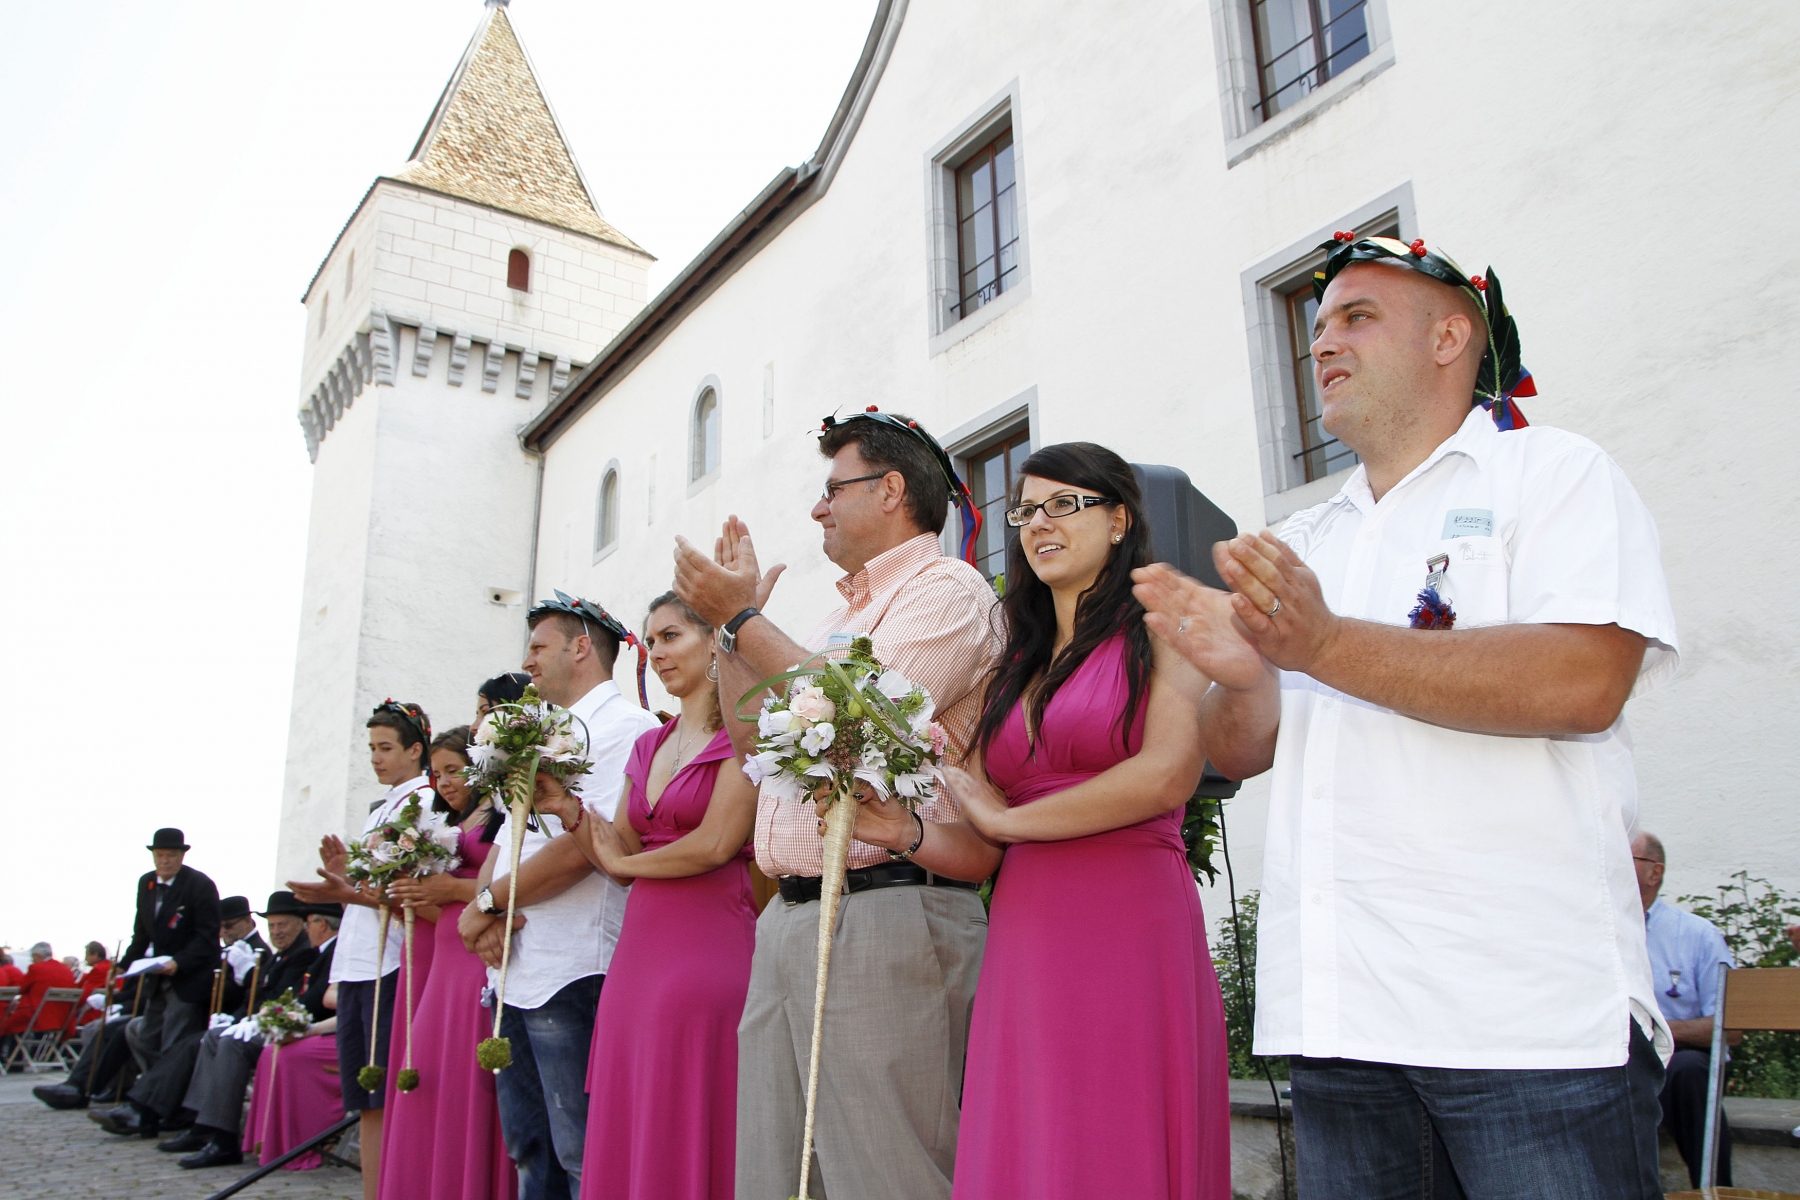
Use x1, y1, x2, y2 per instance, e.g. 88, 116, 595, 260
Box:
736, 883, 987, 1200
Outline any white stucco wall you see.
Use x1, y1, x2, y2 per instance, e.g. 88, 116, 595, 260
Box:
533, 0, 1800, 919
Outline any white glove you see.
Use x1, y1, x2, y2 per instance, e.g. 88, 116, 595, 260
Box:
222, 1017, 260, 1043
208, 1011, 234, 1031
85, 993, 106, 1012
225, 939, 258, 984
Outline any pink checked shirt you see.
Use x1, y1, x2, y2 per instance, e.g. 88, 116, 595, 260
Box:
754, 533, 1003, 878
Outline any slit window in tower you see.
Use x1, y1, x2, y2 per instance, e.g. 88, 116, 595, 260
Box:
508, 248, 531, 293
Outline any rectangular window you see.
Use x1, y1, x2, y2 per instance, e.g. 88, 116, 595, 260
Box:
1248, 0, 1371, 124
965, 428, 1032, 590
1283, 285, 1356, 483
953, 128, 1019, 323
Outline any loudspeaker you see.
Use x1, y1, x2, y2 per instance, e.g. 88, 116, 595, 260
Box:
1130, 463, 1242, 802
1130, 463, 1238, 588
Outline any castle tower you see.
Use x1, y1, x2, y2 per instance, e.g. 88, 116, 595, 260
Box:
277, 0, 651, 879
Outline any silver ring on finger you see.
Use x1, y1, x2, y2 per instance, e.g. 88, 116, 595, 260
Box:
1266, 598, 1282, 618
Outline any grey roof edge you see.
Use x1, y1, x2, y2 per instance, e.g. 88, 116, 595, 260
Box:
518, 0, 908, 452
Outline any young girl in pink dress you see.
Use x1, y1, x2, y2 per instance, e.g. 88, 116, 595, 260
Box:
381, 725, 517, 1200
536, 592, 758, 1200
947, 442, 1232, 1200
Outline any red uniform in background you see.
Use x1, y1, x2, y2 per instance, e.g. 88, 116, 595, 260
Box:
0, 958, 78, 1035
77, 961, 113, 1026
0, 963, 24, 989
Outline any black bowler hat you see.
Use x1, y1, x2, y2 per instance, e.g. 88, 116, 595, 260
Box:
305, 902, 345, 920
257, 891, 309, 918
147, 828, 190, 851
219, 896, 252, 922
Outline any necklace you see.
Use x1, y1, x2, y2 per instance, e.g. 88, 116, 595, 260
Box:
670, 718, 708, 772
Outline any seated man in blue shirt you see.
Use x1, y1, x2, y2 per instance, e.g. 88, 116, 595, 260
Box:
1637, 830, 1736, 1186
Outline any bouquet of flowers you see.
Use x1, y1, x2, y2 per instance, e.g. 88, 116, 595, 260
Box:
737, 636, 946, 1200
344, 794, 459, 1091
252, 989, 311, 1044
464, 685, 594, 1072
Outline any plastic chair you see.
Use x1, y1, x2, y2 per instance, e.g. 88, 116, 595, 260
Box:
3, 987, 85, 1074
1700, 967, 1800, 1188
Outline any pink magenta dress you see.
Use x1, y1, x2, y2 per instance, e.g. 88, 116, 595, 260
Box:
953, 634, 1231, 1200
579, 724, 755, 1200
243, 1033, 342, 1170
378, 824, 517, 1200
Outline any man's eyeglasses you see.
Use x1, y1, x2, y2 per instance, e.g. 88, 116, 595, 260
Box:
1005, 493, 1118, 527
821, 472, 893, 502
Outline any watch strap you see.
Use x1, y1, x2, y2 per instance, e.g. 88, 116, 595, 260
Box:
719, 607, 760, 652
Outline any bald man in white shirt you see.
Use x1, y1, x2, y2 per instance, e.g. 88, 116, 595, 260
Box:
1138, 234, 1678, 1200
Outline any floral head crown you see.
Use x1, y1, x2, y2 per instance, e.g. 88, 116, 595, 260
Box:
1312, 233, 1535, 430
526, 590, 649, 707
817, 406, 983, 565
372, 699, 431, 751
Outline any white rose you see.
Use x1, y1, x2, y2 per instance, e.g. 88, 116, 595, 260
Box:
790, 687, 836, 724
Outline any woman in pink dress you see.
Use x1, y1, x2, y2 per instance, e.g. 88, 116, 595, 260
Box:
380, 725, 517, 1200
536, 591, 757, 1200
947, 442, 1231, 1200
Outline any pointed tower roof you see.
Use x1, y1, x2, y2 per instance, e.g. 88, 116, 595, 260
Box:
390, 2, 643, 253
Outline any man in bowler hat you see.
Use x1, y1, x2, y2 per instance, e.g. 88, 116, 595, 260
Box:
91, 828, 220, 1137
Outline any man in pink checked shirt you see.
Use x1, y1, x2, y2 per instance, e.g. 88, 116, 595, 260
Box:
676, 410, 1002, 1200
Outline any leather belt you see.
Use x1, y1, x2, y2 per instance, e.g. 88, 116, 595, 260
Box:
777, 862, 981, 904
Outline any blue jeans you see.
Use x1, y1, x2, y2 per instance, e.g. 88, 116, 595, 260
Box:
1288, 1022, 1666, 1200
495, 974, 602, 1200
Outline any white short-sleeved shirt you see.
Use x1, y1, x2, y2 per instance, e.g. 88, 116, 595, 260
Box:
330, 775, 444, 984
1255, 407, 1680, 1070
486, 680, 660, 1009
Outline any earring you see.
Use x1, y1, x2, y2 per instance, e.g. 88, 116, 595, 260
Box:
707, 659, 719, 682
1112, 534, 1122, 544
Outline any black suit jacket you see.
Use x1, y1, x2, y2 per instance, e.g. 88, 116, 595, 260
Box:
121, 865, 222, 1005
218, 931, 272, 1018
296, 937, 336, 1022
243, 933, 318, 1019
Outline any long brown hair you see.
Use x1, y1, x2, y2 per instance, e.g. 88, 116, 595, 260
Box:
972, 443, 1152, 754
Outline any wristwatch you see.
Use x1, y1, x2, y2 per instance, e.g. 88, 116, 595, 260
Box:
475, 887, 505, 916
717, 607, 760, 654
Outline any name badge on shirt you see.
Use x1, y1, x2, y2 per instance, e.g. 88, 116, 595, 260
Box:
1442, 508, 1495, 538
824, 632, 855, 649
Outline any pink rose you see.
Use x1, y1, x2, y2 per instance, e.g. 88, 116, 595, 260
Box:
790, 687, 836, 725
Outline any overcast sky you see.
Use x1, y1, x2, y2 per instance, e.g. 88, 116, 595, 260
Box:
0, 0, 876, 962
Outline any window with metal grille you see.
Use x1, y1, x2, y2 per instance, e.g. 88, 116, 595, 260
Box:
964, 428, 1032, 590
1248, 0, 1371, 124
595, 465, 620, 557
690, 387, 720, 482
1283, 283, 1358, 483
507, 248, 531, 292
952, 129, 1019, 323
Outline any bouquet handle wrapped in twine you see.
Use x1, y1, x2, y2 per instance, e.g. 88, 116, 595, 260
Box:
795, 782, 856, 1200
477, 749, 540, 1073
357, 903, 393, 1092
395, 906, 420, 1091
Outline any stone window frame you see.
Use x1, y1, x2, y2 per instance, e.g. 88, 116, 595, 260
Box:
1241, 183, 1414, 525
687, 375, 723, 494
1208, 0, 1396, 168
593, 459, 621, 563
938, 386, 1041, 568
924, 79, 1034, 357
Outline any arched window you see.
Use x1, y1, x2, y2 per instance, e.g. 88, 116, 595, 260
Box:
507, 248, 531, 292
595, 463, 620, 557
690, 386, 721, 482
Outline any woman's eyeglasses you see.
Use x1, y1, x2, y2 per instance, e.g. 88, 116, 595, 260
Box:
1005, 494, 1118, 527
820, 472, 893, 502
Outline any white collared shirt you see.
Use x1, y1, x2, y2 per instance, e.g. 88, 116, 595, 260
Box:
486, 680, 660, 1009
1255, 407, 1680, 1070
330, 775, 444, 983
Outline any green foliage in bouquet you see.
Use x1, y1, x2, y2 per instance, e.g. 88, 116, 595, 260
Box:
252, 989, 311, 1043
345, 795, 458, 888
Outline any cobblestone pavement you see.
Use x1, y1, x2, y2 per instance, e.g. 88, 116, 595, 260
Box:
0, 1072, 359, 1200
